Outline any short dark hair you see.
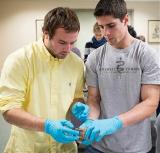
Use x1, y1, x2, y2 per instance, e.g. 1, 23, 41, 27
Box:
128, 25, 137, 38
94, 0, 127, 20
42, 7, 80, 39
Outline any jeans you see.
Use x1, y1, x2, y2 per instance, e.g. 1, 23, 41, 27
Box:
83, 145, 149, 153
155, 114, 160, 153
84, 146, 103, 153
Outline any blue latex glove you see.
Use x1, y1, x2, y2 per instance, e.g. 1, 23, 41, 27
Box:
80, 116, 123, 145
44, 119, 79, 143
71, 102, 89, 122
78, 119, 94, 145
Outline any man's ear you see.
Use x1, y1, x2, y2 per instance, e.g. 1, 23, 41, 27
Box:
43, 31, 49, 39
122, 14, 129, 25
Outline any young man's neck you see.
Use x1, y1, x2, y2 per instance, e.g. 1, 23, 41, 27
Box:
113, 33, 135, 49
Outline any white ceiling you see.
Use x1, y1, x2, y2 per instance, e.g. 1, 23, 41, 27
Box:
126, 0, 159, 1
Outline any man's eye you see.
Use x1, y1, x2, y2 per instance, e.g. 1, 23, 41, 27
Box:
59, 42, 65, 44
99, 25, 104, 29
108, 25, 115, 28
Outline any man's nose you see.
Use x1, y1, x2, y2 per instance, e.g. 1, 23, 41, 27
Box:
103, 27, 110, 37
65, 44, 72, 51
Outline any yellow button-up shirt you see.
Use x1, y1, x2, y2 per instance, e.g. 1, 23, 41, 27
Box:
0, 40, 84, 153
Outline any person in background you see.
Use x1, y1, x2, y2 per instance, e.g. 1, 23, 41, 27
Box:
156, 103, 160, 116
137, 35, 146, 42
84, 22, 106, 62
155, 113, 160, 153
0, 7, 85, 153
71, 0, 160, 152
71, 47, 82, 58
128, 26, 146, 43
128, 25, 137, 38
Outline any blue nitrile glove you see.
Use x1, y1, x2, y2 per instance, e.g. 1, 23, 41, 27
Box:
80, 116, 123, 145
71, 102, 89, 122
78, 119, 94, 145
44, 119, 79, 143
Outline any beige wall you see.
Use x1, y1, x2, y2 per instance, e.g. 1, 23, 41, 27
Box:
0, 0, 160, 71
0, 0, 160, 70
127, 2, 160, 49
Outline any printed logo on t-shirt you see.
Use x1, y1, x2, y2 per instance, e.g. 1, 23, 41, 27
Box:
99, 57, 140, 74
116, 57, 125, 73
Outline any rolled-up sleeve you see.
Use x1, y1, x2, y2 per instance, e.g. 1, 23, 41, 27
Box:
0, 50, 28, 114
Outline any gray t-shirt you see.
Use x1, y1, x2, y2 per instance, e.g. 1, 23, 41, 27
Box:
85, 39, 160, 153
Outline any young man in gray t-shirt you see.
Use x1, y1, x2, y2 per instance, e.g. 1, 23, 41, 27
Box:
71, 0, 160, 152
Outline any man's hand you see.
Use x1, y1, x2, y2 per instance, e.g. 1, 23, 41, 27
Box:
80, 116, 123, 145
44, 119, 79, 143
71, 102, 89, 122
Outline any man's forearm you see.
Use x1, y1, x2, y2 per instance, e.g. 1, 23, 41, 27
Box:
3, 108, 44, 131
88, 96, 101, 119
119, 99, 158, 127
119, 85, 160, 127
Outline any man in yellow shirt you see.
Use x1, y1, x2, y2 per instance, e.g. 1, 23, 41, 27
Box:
0, 7, 84, 153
